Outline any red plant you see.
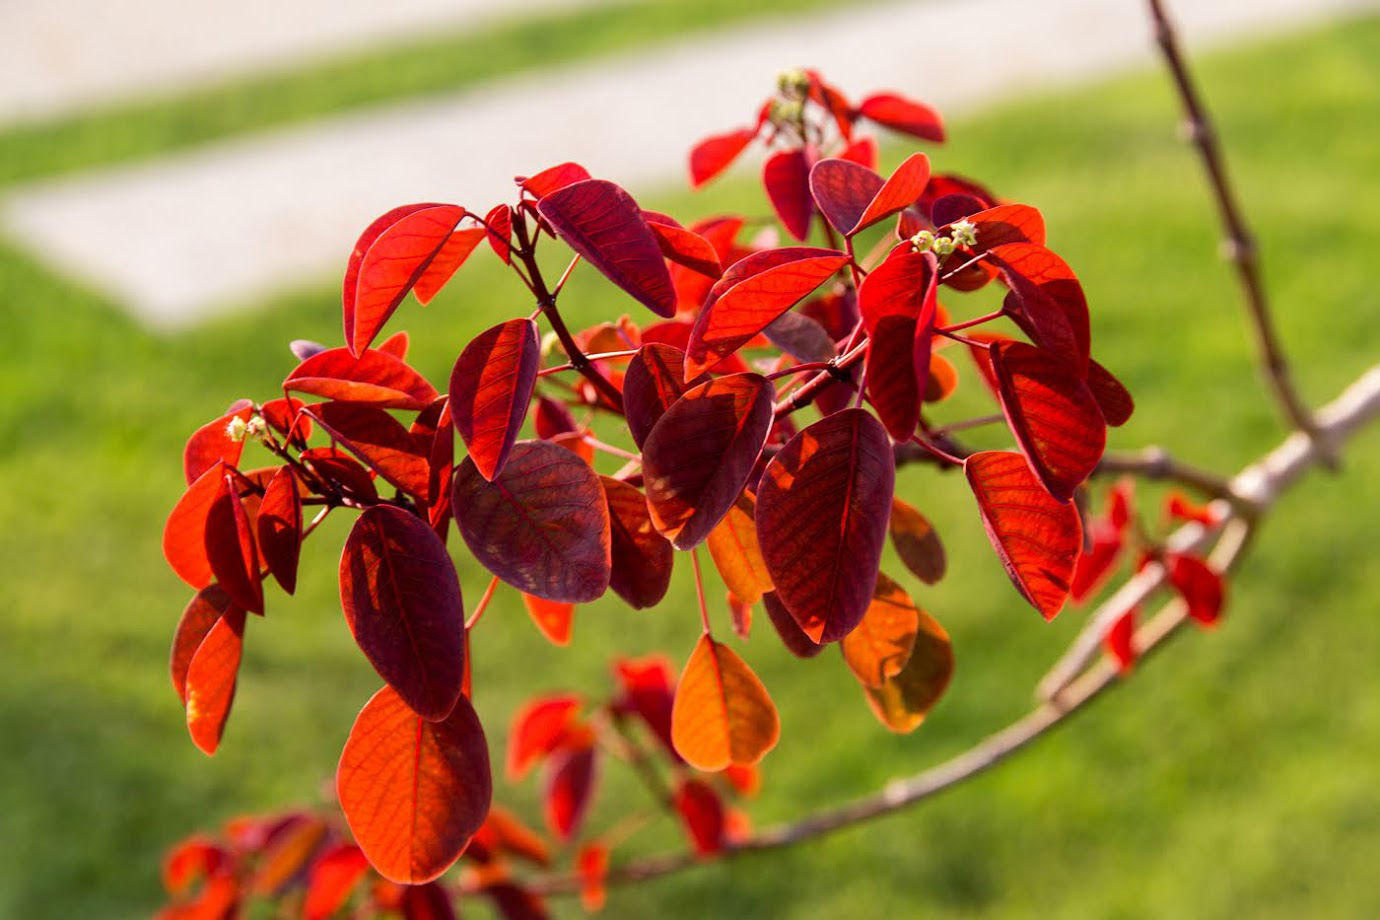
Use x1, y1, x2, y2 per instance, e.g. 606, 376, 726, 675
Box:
156, 9, 1380, 913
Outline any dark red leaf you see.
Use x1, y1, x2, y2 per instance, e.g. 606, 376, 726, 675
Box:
519, 162, 592, 199
622, 343, 707, 448
184, 606, 246, 755
344, 204, 465, 355
931, 194, 987, 229
611, 657, 676, 757
809, 157, 883, 237
484, 204, 513, 264
690, 127, 758, 187
448, 318, 540, 481
533, 394, 577, 439
300, 447, 379, 504
990, 243, 1090, 373
337, 686, 491, 885
164, 461, 226, 590
671, 635, 779, 770
183, 406, 253, 485
171, 586, 236, 703
484, 882, 551, 920
763, 311, 835, 364
285, 346, 438, 410
401, 881, 457, 920
685, 248, 848, 378
856, 92, 944, 142
308, 402, 430, 498
859, 247, 937, 440
543, 742, 597, 841
763, 148, 814, 241
756, 409, 895, 643
889, 497, 946, 585
642, 373, 774, 550
675, 779, 726, 855
990, 340, 1106, 501
1167, 553, 1225, 626
642, 319, 751, 375
304, 844, 370, 920
340, 506, 466, 721
250, 816, 328, 896
537, 179, 677, 317
205, 473, 263, 614
601, 476, 674, 609
507, 694, 582, 780
762, 591, 824, 658
256, 467, 302, 594
965, 450, 1082, 620
453, 441, 611, 602
1088, 359, 1135, 426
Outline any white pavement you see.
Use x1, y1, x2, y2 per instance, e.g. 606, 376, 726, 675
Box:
2, 0, 1375, 328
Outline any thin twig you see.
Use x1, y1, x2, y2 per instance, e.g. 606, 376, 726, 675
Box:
1095, 446, 1240, 503
524, 364, 1380, 898
1148, 0, 1332, 462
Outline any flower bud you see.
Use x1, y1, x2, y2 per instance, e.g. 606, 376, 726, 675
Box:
950, 219, 978, 248
909, 230, 936, 253
932, 236, 956, 256
225, 416, 248, 443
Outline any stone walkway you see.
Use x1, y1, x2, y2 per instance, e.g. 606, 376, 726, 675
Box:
1, 0, 1374, 327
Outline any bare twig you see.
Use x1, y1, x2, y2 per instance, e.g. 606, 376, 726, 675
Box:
1095, 446, 1240, 503
1148, 0, 1333, 462
524, 364, 1380, 898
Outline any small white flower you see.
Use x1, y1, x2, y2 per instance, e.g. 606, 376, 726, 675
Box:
932, 236, 956, 256
909, 229, 936, 253
950, 219, 978, 248
225, 416, 248, 442
245, 416, 267, 439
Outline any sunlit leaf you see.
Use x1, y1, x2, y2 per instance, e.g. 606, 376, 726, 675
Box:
471, 806, 551, 867
344, 204, 465, 355
507, 694, 583, 780
308, 402, 430, 497
757, 409, 895, 642
1088, 359, 1135, 427
965, 450, 1082, 620
184, 606, 246, 755
205, 473, 263, 615
449, 318, 540, 481
1104, 609, 1138, 674
577, 843, 608, 912
1167, 553, 1225, 626
164, 461, 226, 590
453, 441, 611, 602
611, 657, 677, 757
671, 634, 779, 771
645, 216, 723, 278
690, 127, 757, 187
622, 343, 705, 448
519, 161, 592, 199
642, 373, 774, 550
522, 593, 575, 646
862, 605, 953, 733
183, 405, 253, 485
171, 586, 236, 704
538, 179, 677, 317
841, 572, 920, 688
859, 247, 937, 440
809, 157, 883, 236
706, 491, 773, 604
285, 347, 438, 410
856, 92, 944, 142
414, 228, 487, 305
337, 685, 491, 885
250, 816, 328, 896
989, 242, 1090, 373
889, 498, 946, 586
304, 843, 370, 920
484, 204, 513, 264
340, 506, 466, 721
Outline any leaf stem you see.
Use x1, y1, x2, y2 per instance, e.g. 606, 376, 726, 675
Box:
691, 549, 712, 635
465, 575, 500, 631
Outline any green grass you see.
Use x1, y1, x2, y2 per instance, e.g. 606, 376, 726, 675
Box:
0, 0, 876, 189
3, 13, 1380, 920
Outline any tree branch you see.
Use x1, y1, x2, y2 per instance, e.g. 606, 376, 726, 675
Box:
1147, 0, 1332, 461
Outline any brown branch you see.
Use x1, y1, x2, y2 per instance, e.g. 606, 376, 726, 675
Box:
1095, 446, 1240, 503
1148, 0, 1332, 462
523, 364, 1380, 899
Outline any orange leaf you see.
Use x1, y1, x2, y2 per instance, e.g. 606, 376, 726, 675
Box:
523, 593, 575, 646
840, 572, 920, 688
337, 686, 491, 885
706, 491, 773, 604
862, 605, 953, 733
888, 498, 946, 586
671, 635, 779, 771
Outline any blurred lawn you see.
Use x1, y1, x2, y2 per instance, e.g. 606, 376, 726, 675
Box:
2, 13, 1379, 920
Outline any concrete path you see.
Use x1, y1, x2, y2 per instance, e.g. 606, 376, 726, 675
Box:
2, 0, 1374, 328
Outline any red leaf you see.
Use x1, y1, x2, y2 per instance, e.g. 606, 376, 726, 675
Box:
537, 179, 677, 317
484, 204, 513, 264
685, 248, 848, 378
859, 247, 937, 440
401, 881, 457, 920
1104, 609, 1138, 673
162, 836, 228, 895
1070, 524, 1123, 602
756, 409, 895, 643
340, 507, 465, 721
1088, 359, 1135, 427
522, 593, 576, 646
990, 341, 1106, 501
690, 127, 757, 187
379, 330, 410, 359
577, 843, 608, 911
449, 318, 540, 481
534, 394, 578, 439
256, 467, 302, 595
854, 153, 930, 235
519, 162, 592, 199
809, 157, 883, 237
611, 657, 677, 757
646, 218, 723, 278
261, 396, 312, 447
762, 591, 826, 658
763, 148, 814, 241
840, 136, 878, 170
675, 779, 726, 855
171, 586, 236, 703
857, 92, 945, 142
961, 203, 1047, 253
337, 685, 491, 885
507, 694, 582, 780
989, 243, 1090, 373
184, 606, 246, 755
642, 373, 775, 550
304, 843, 370, 920
300, 447, 379, 504
543, 742, 597, 840
183, 406, 253, 485
622, 343, 706, 448
671, 634, 779, 770
453, 441, 611, 602
601, 477, 674, 609
889, 498, 946, 585
1167, 553, 1225, 626
285, 347, 438, 410
205, 473, 263, 614
965, 450, 1082, 620
250, 816, 329, 896
344, 204, 465, 355
471, 806, 551, 866
308, 402, 430, 497
164, 461, 227, 590
414, 228, 487, 305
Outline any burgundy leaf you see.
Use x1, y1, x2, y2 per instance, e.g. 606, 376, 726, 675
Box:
537, 179, 677, 317
1088, 359, 1135, 426
989, 243, 1090, 373
171, 585, 237, 703
205, 473, 263, 615
256, 466, 302, 594
859, 247, 938, 440
340, 506, 466, 721
763, 148, 814, 241
809, 158, 883, 237
642, 373, 775, 550
484, 204, 513, 264
762, 591, 825, 658
308, 402, 430, 498
674, 779, 726, 855
453, 441, 611, 602
543, 743, 597, 841
448, 318, 540, 481
601, 477, 674, 609
622, 343, 707, 448
965, 450, 1082, 620
300, 447, 379, 504
756, 409, 895, 643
